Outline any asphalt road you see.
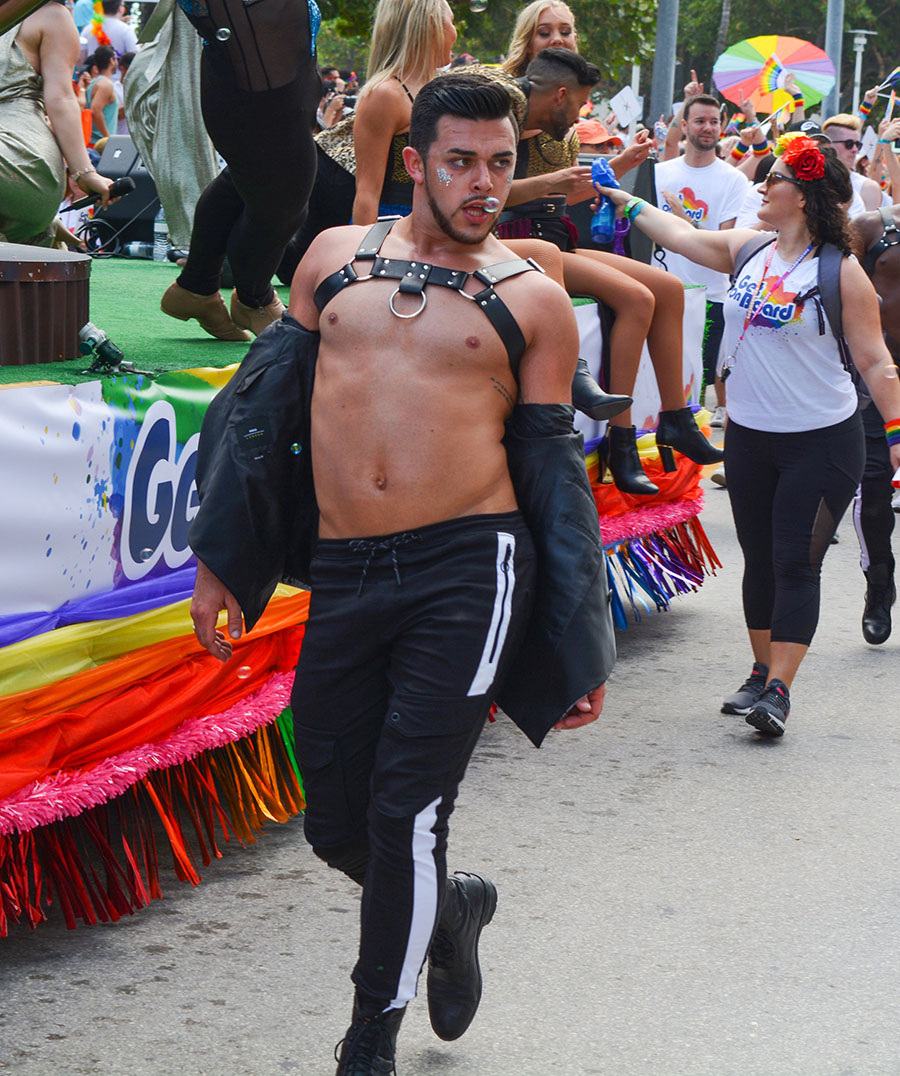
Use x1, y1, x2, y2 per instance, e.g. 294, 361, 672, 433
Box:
2, 472, 899, 1076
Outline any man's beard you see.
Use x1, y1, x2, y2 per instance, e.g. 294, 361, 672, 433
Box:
425, 179, 496, 245
687, 130, 718, 152
549, 106, 571, 142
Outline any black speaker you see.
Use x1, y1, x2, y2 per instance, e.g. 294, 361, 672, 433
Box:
89, 136, 160, 249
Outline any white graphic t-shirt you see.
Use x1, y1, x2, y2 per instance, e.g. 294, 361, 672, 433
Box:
722, 242, 858, 432
654, 156, 749, 301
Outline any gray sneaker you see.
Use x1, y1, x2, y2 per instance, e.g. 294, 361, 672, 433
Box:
721, 662, 769, 715
746, 678, 790, 737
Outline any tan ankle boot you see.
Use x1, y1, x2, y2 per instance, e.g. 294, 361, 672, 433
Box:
230, 291, 286, 336
161, 282, 251, 342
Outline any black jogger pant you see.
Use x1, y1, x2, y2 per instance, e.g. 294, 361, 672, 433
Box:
290, 512, 536, 1015
724, 412, 865, 645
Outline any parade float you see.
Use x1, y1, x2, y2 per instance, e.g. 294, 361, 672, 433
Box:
0, 248, 718, 935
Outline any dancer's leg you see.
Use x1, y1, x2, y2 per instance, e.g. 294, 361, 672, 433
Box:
575, 250, 686, 410
559, 252, 655, 428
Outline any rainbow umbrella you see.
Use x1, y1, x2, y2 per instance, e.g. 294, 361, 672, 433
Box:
712, 35, 835, 114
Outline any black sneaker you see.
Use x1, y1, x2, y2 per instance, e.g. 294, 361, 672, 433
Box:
427, 872, 497, 1041
745, 679, 790, 737
334, 1002, 404, 1076
721, 662, 769, 715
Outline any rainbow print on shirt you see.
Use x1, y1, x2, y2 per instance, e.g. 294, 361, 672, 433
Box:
674, 187, 709, 225
728, 271, 804, 329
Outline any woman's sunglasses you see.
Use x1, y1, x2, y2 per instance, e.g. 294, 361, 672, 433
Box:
829, 137, 863, 151
761, 172, 804, 190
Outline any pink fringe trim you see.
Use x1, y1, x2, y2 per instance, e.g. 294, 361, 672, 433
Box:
0, 671, 295, 837
598, 495, 703, 547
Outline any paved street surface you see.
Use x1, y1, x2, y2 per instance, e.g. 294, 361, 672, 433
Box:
2, 473, 899, 1076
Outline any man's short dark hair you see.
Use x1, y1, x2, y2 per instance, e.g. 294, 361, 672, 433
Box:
683, 93, 720, 121
409, 73, 514, 157
525, 48, 601, 90
93, 45, 116, 71
101, 0, 121, 14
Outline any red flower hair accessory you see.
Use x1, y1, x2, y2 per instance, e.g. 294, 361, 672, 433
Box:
774, 133, 825, 181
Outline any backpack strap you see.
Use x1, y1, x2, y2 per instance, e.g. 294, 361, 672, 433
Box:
730, 232, 776, 283
815, 242, 844, 339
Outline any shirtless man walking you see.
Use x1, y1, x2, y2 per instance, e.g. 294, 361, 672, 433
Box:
190, 73, 610, 1075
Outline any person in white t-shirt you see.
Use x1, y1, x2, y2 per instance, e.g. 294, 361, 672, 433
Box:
599, 134, 900, 739
79, 0, 137, 61
655, 93, 749, 424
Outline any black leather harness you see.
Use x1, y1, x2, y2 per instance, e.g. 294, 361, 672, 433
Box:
863, 205, 900, 277
313, 219, 543, 369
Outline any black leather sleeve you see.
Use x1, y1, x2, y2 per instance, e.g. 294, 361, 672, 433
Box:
188, 315, 320, 630
496, 403, 616, 746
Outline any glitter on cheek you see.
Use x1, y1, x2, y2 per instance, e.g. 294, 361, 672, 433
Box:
436, 167, 452, 186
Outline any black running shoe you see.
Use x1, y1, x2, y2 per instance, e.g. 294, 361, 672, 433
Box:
745, 679, 790, 737
721, 662, 769, 715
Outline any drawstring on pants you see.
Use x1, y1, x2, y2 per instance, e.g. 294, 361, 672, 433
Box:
349, 532, 421, 595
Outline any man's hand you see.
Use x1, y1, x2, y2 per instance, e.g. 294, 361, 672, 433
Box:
549, 164, 596, 203
661, 189, 692, 223
683, 69, 703, 99
554, 683, 606, 730
612, 129, 653, 176
738, 123, 761, 147
738, 94, 758, 125
879, 117, 900, 141
190, 559, 244, 662
864, 85, 880, 108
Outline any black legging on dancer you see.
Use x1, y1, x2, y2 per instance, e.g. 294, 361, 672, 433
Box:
176, 0, 320, 307
724, 412, 865, 644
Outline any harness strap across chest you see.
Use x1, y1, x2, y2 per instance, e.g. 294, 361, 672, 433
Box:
863, 205, 900, 276
313, 219, 542, 369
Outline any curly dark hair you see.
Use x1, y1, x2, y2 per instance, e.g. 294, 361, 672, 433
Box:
785, 143, 853, 254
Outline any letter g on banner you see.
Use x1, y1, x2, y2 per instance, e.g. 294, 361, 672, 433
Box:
121, 400, 200, 580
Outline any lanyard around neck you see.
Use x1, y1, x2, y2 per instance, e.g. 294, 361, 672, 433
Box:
721, 241, 814, 380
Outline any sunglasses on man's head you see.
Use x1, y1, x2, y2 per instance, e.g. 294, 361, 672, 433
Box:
829, 137, 863, 151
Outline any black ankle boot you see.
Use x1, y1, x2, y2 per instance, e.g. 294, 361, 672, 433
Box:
427, 872, 498, 1041
655, 406, 725, 470
571, 356, 632, 421
335, 996, 404, 1075
601, 424, 659, 496
862, 562, 896, 645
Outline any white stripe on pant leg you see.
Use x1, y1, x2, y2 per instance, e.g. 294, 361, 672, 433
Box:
852, 483, 871, 571
388, 795, 441, 1011
467, 531, 516, 697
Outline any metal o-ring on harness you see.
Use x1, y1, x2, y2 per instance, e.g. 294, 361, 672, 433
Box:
388, 288, 427, 319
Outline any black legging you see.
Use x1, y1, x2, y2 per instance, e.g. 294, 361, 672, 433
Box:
724, 413, 865, 645
176, 0, 319, 308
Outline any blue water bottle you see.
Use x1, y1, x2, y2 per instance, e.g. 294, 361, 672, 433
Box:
590, 157, 620, 244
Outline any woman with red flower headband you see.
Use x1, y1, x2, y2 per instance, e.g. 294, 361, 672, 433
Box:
596, 133, 900, 739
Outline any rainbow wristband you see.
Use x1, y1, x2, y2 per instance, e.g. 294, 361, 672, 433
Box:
731, 142, 749, 160
752, 140, 770, 156
859, 99, 873, 117
791, 91, 805, 109
886, 417, 900, 447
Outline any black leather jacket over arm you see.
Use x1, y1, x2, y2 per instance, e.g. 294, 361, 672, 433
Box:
188, 317, 615, 745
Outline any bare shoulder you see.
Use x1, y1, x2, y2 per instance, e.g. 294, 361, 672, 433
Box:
356, 79, 411, 127
288, 225, 372, 327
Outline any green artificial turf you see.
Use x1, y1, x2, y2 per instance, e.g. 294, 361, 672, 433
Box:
0, 258, 289, 386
